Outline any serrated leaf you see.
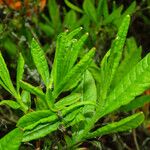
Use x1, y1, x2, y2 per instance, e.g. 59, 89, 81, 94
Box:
0, 52, 17, 97
31, 38, 50, 87
16, 53, 24, 93
54, 48, 95, 97
120, 95, 150, 112
100, 53, 150, 117
100, 15, 130, 101
86, 112, 144, 138
112, 37, 142, 87
83, 0, 97, 23
0, 128, 23, 150
0, 100, 20, 109
20, 81, 45, 99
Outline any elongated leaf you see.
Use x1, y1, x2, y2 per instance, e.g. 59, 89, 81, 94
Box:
73, 70, 97, 114
0, 100, 20, 109
121, 95, 150, 112
18, 101, 95, 131
22, 109, 81, 142
99, 53, 150, 117
64, 10, 77, 29
48, 0, 61, 31
38, 22, 55, 36
20, 81, 45, 99
17, 110, 54, 128
21, 90, 31, 109
22, 122, 59, 142
0, 128, 23, 150
86, 112, 144, 138
100, 15, 130, 101
112, 37, 142, 87
97, 0, 104, 18
64, 0, 83, 13
54, 48, 95, 97
16, 53, 24, 93
0, 52, 17, 97
31, 38, 50, 87
103, 0, 109, 18
121, 1, 136, 19
83, 0, 97, 22
103, 5, 123, 25
55, 93, 81, 110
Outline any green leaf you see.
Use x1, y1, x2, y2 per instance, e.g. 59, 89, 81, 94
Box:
48, 0, 61, 30
22, 122, 59, 142
103, 5, 123, 25
121, 95, 150, 112
38, 22, 55, 37
86, 112, 144, 138
112, 37, 142, 87
121, 1, 136, 19
55, 93, 81, 110
21, 90, 31, 109
22, 109, 83, 142
100, 15, 130, 101
103, 0, 109, 18
100, 53, 150, 117
0, 128, 23, 150
74, 70, 97, 114
64, 10, 77, 29
97, 0, 104, 18
52, 28, 89, 93
54, 48, 95, 97
0, 100, 20, 109
17, 110, 54, 129
16, 53, 25, 93
20, 81, 45, 99
64, 0, 83, 13
31, 38, 50, 87
83, 0, 97, 22
0, 52, 17, 97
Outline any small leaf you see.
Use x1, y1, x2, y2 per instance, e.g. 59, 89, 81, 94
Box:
86, 112, 144, 138
31, 38, 50, 87
55, 93, 81, 110
48, 0, 61, 31
20, 81, 45, 99
83, 0, 97, 22
16, 53, 25, 93
64, 0, 83, 13
121, 95, 150, 112
64, 10, 77, 29
103, 5, 123, 25
21, 90, 31, 109
0, 128, 23, 150
0, 52, 17, 97
0, 100, 20, 109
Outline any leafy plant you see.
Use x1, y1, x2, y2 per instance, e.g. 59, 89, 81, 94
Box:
0, 15, 149, 149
